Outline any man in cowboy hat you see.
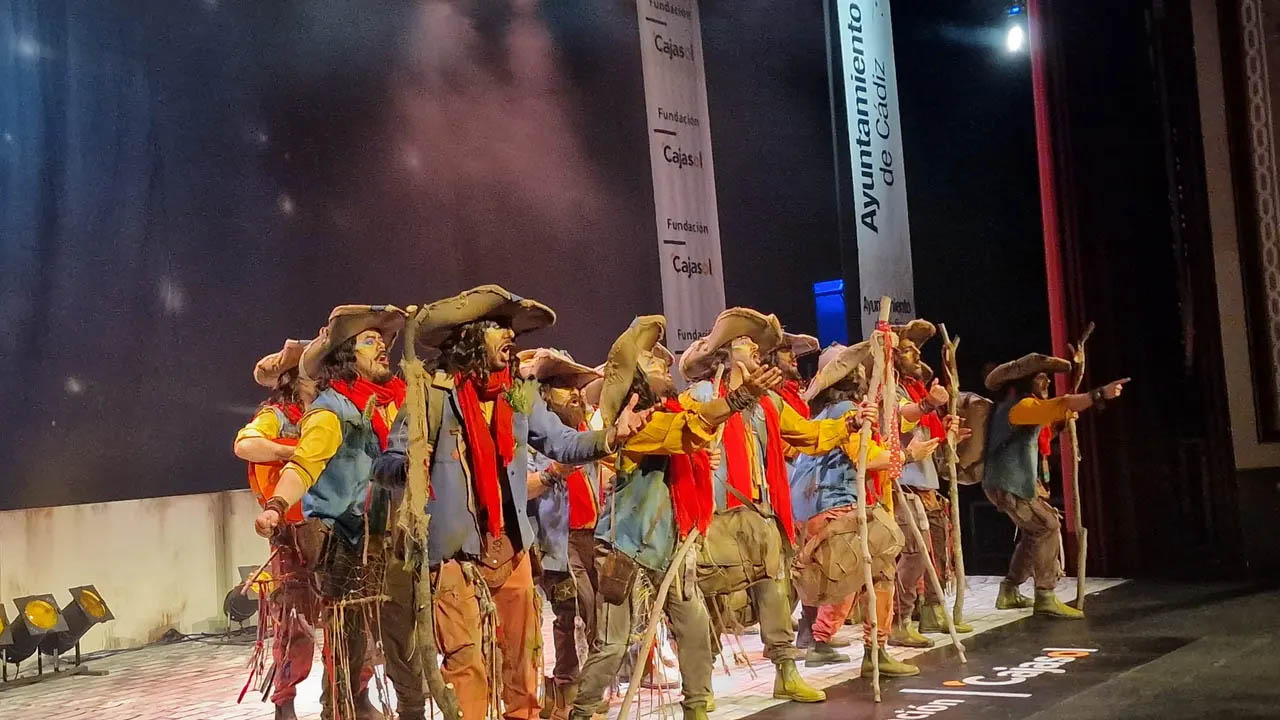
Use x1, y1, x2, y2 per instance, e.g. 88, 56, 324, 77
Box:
235, 337, 339, 720
373, 286, 652, 720
889, 320, 972, 646
789, 342, 935, 675
771, 331, 821, 418
681, 308, 865, 704
570, 315, 782, 720
983, 353, 1129, 619
251, 305, 410, 720
518, 348, 603, 720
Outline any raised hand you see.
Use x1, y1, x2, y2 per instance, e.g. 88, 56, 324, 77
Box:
740, 361, 784, 398
927, 380, 949, 408
612, 393, 655, 444
943, 414, 973, 443
906, 435, 942, 462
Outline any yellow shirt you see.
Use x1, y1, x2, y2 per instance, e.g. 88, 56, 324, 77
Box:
1008, 397, 1072, 427
617, 399, 717, 473
236, 407, 283, 443
284, 401, 399, 489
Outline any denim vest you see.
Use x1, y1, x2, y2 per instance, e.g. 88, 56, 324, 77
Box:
376, 374, 609, 567
982, 395, 1041, 500
301, 389, 386, 545
594, 456, 679, 572
788, 401, 860, 523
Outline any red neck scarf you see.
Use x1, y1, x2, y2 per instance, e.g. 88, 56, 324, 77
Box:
330, 377, 406, 450
1038, 426, 1053, 457
902, 377, 946, 440
663, 398, 714, 537
270, 401, 304, 426
567, 421, 599, 530
454, 368, 516, 538
720, 384, 796, 543
777, 380, 810, 418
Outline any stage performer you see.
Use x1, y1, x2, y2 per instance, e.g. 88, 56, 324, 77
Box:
890, 320, 973, 646
519, 348, 603, 720
982, 353, 1128, 619
251, 305, 410, 720
770, 331, 820, 419
789, 342, 931, 675
570, 315, 777, 720
372, 286, 650, 720
682, 307, 863, 704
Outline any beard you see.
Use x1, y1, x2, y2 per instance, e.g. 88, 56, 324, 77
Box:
364, 364, 394, 385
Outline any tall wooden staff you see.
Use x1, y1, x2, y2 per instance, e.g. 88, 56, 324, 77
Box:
938, 324, 967, 626
396, 306, 462, 720
885, 326, 966, 664
854, 298, 893, 702
1066, 322, 1094, 611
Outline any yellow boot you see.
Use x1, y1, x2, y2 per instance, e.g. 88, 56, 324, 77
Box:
772, 659, 826, 702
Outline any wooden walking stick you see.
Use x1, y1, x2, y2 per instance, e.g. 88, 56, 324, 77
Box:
617, 529, 702, 720
1066, 322, 1094, 611
395, 306, 463, 720
853, 297, 894, 702
938, 324, 967, 626
882, 322, 966, 664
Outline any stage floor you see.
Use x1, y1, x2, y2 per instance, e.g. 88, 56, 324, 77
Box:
1, 576, 1126, 720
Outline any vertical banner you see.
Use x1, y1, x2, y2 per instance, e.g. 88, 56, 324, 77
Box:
835, 0, 915, 338
635, 0, 726, 351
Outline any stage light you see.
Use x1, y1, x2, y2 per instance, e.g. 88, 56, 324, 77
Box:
223, 565, 269, 624
2, 595, 69, 664
38, 586, 115, 656
1006, 2, 1027, 54
0, 605, 12, 650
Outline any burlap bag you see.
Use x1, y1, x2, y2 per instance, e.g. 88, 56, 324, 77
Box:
790, 504, 904, 606
696, 507, 783, 597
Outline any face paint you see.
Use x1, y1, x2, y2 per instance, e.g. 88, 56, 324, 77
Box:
730, 337, 761, 373
354, 329, 392, 383
484, 326, 515, 372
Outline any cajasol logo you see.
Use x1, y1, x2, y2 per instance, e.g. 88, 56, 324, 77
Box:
887, 647, 1098, 717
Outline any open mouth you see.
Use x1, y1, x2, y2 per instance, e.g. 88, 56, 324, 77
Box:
500, 341, 515, 356
376, 352, 389, 366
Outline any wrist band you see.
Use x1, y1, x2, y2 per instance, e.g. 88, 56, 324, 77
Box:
266, 496, 289, 517
1089, 388, 1106, 407
726, 387, 757, 413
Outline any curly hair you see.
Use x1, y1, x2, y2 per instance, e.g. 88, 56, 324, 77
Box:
313, 336, 360, 390
810, 373, 868, 415
263, 368, 304, 408
629, 366, 664, 411
439, 320, 507, 382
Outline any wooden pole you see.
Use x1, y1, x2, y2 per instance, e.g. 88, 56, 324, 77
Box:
616, 530, 702, 720
884, 323, 965, 664
853, 297, 894, 702
396, 306, 462, 720
938, 324, 967, 625
1067, 322, 1094, 611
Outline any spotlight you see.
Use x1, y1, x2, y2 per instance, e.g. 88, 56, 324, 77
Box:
1006, 2, 1027, 54
38, 586, 115, 656
223, 565, 269, 624
0, 606, 11, 650
3, 595, 69, 664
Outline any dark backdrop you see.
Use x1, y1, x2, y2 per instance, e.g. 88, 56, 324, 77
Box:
1, 0, 1046, 511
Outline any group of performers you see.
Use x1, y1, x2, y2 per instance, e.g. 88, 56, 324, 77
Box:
233, 285, 1128, 720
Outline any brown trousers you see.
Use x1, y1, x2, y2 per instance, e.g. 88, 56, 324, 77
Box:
894, 489, 939, 618
540, 529, 600, 684
985, 487, 1062, 590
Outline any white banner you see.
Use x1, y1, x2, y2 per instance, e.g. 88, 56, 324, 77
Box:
635, 0, 725, 352
836, 0, 915, 338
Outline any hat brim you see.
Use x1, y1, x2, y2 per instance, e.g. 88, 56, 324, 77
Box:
254, 338, 311, 388
984, 353, 1071, 391
300, 306, 406, 380
520, 349, 601, 389
891, 319, 936, 348
679, 308, 784, 381
599, 315, 665, 426
416, 284, 555, 349
783, 332, 821, 358
803, 341, 871, 402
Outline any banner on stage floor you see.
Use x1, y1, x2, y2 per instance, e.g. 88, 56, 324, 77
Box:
634, 0, 726, 352
836, 0, 915, 338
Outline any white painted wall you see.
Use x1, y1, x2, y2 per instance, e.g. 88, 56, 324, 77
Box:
1192, 0, 1280, 470
0, 490, 269, 655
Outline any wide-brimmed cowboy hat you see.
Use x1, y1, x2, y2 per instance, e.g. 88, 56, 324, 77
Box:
892, 319, 936, 348
803, 341, 872, 402
599, 315, 665, 426
414, 285, 556, 349
781, 332, 820, 358
984, 353, 1071, 392
582, 364, 606, 407
679, 308, 784, 381
254, 338, 311, 388
517, 348, 601, 389
300, 305, 407, 380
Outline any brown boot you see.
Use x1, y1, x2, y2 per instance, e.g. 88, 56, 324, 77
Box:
354, 689, 385, 720
274, 700, 299, 720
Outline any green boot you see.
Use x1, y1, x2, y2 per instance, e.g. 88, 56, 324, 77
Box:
919, 602, 974, 634
888, 618, 934, 648
705, 695, 716, 713
805, 641, 851, 668
996, 581, 1034, 609
860, 645, 921, 678
772, 658, 826, 702
1033, 589, 1085, 619
682, 705, 710, 720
